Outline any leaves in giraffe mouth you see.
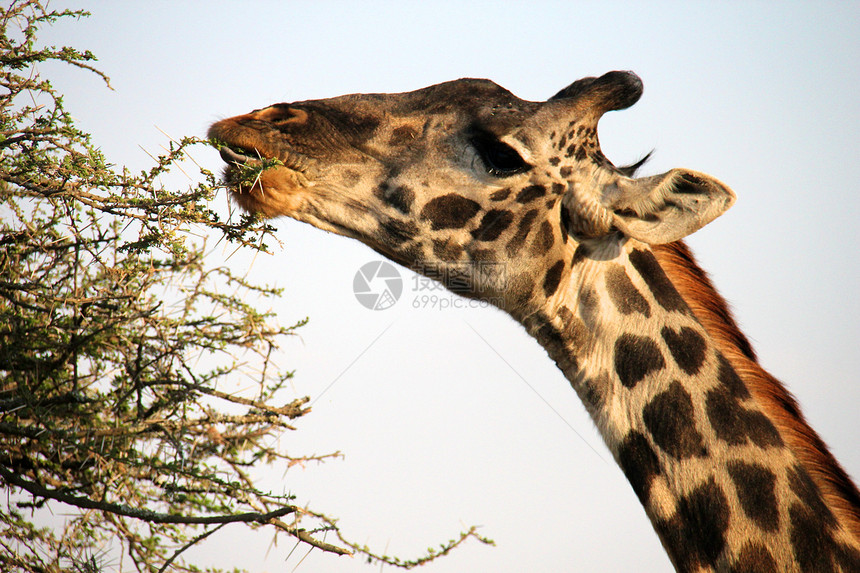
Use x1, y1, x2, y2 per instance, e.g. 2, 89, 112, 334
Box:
215, 141, 315, 177
213, 143, 282, 191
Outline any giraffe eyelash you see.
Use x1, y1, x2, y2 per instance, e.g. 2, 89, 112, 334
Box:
469, 131, 531, 177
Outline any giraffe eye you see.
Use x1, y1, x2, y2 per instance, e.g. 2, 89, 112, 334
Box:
471, 133, 530, 177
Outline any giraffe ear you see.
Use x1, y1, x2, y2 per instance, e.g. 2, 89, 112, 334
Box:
548, 71, 643, 117
603, 169, 736, 244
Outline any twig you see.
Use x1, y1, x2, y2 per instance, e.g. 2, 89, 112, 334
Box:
0, 465, 295, 526
157, 522, 227, 573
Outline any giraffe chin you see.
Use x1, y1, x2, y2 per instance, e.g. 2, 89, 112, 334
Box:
227, 168, 306, 219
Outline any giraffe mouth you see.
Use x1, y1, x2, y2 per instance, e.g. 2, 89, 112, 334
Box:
217, 143, 316, 175
213, 139, 319, 217
219, 145, 255, 165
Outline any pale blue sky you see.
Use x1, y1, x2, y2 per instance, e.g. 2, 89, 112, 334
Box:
41, 2, 860, 571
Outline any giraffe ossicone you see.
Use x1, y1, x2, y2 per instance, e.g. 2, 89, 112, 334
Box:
210, 71, 860, 572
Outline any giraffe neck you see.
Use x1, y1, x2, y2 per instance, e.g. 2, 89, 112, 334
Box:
520, 240, 860, 572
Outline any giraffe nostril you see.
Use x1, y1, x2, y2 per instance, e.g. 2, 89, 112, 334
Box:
278, 107, 308, 125
256, 105, 309, 125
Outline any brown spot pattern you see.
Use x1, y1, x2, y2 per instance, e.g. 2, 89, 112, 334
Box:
705, 385, 784, 449
490, 188, 511, 201
377, 183, 415, 215
642, 381, 706, 459
661, 326, 707, 375
471, 209, 514, 241
730, 543, 778, 573
530, 220, 555, 256
420, 193, 480, 230
655, 478, 730, 572
515, 184, 547, 203
606, 265, 651, 317
727, 461, 780, 532
628, 249, 689, 313
614, 334, 665, 388
617, 431, 662, 505
542, 260, 565, 298
506, 208, 538, 257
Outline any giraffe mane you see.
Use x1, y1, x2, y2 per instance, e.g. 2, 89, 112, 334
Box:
653, 241, 860, 540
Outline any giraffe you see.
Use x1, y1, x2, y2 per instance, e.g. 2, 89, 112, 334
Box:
208, 71, 860, 572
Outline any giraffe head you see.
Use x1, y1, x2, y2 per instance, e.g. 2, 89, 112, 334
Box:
209, 71, 734, 314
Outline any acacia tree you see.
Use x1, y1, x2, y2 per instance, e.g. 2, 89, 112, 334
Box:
0, 2, 489, 571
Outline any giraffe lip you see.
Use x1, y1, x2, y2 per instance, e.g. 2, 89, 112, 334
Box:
219, 145, 256, 165
218, 143, 317, 175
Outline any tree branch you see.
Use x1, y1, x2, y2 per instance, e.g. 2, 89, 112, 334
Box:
270, 519, 352, 556
156, 523, 227, 573
0, 465, 295, 526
